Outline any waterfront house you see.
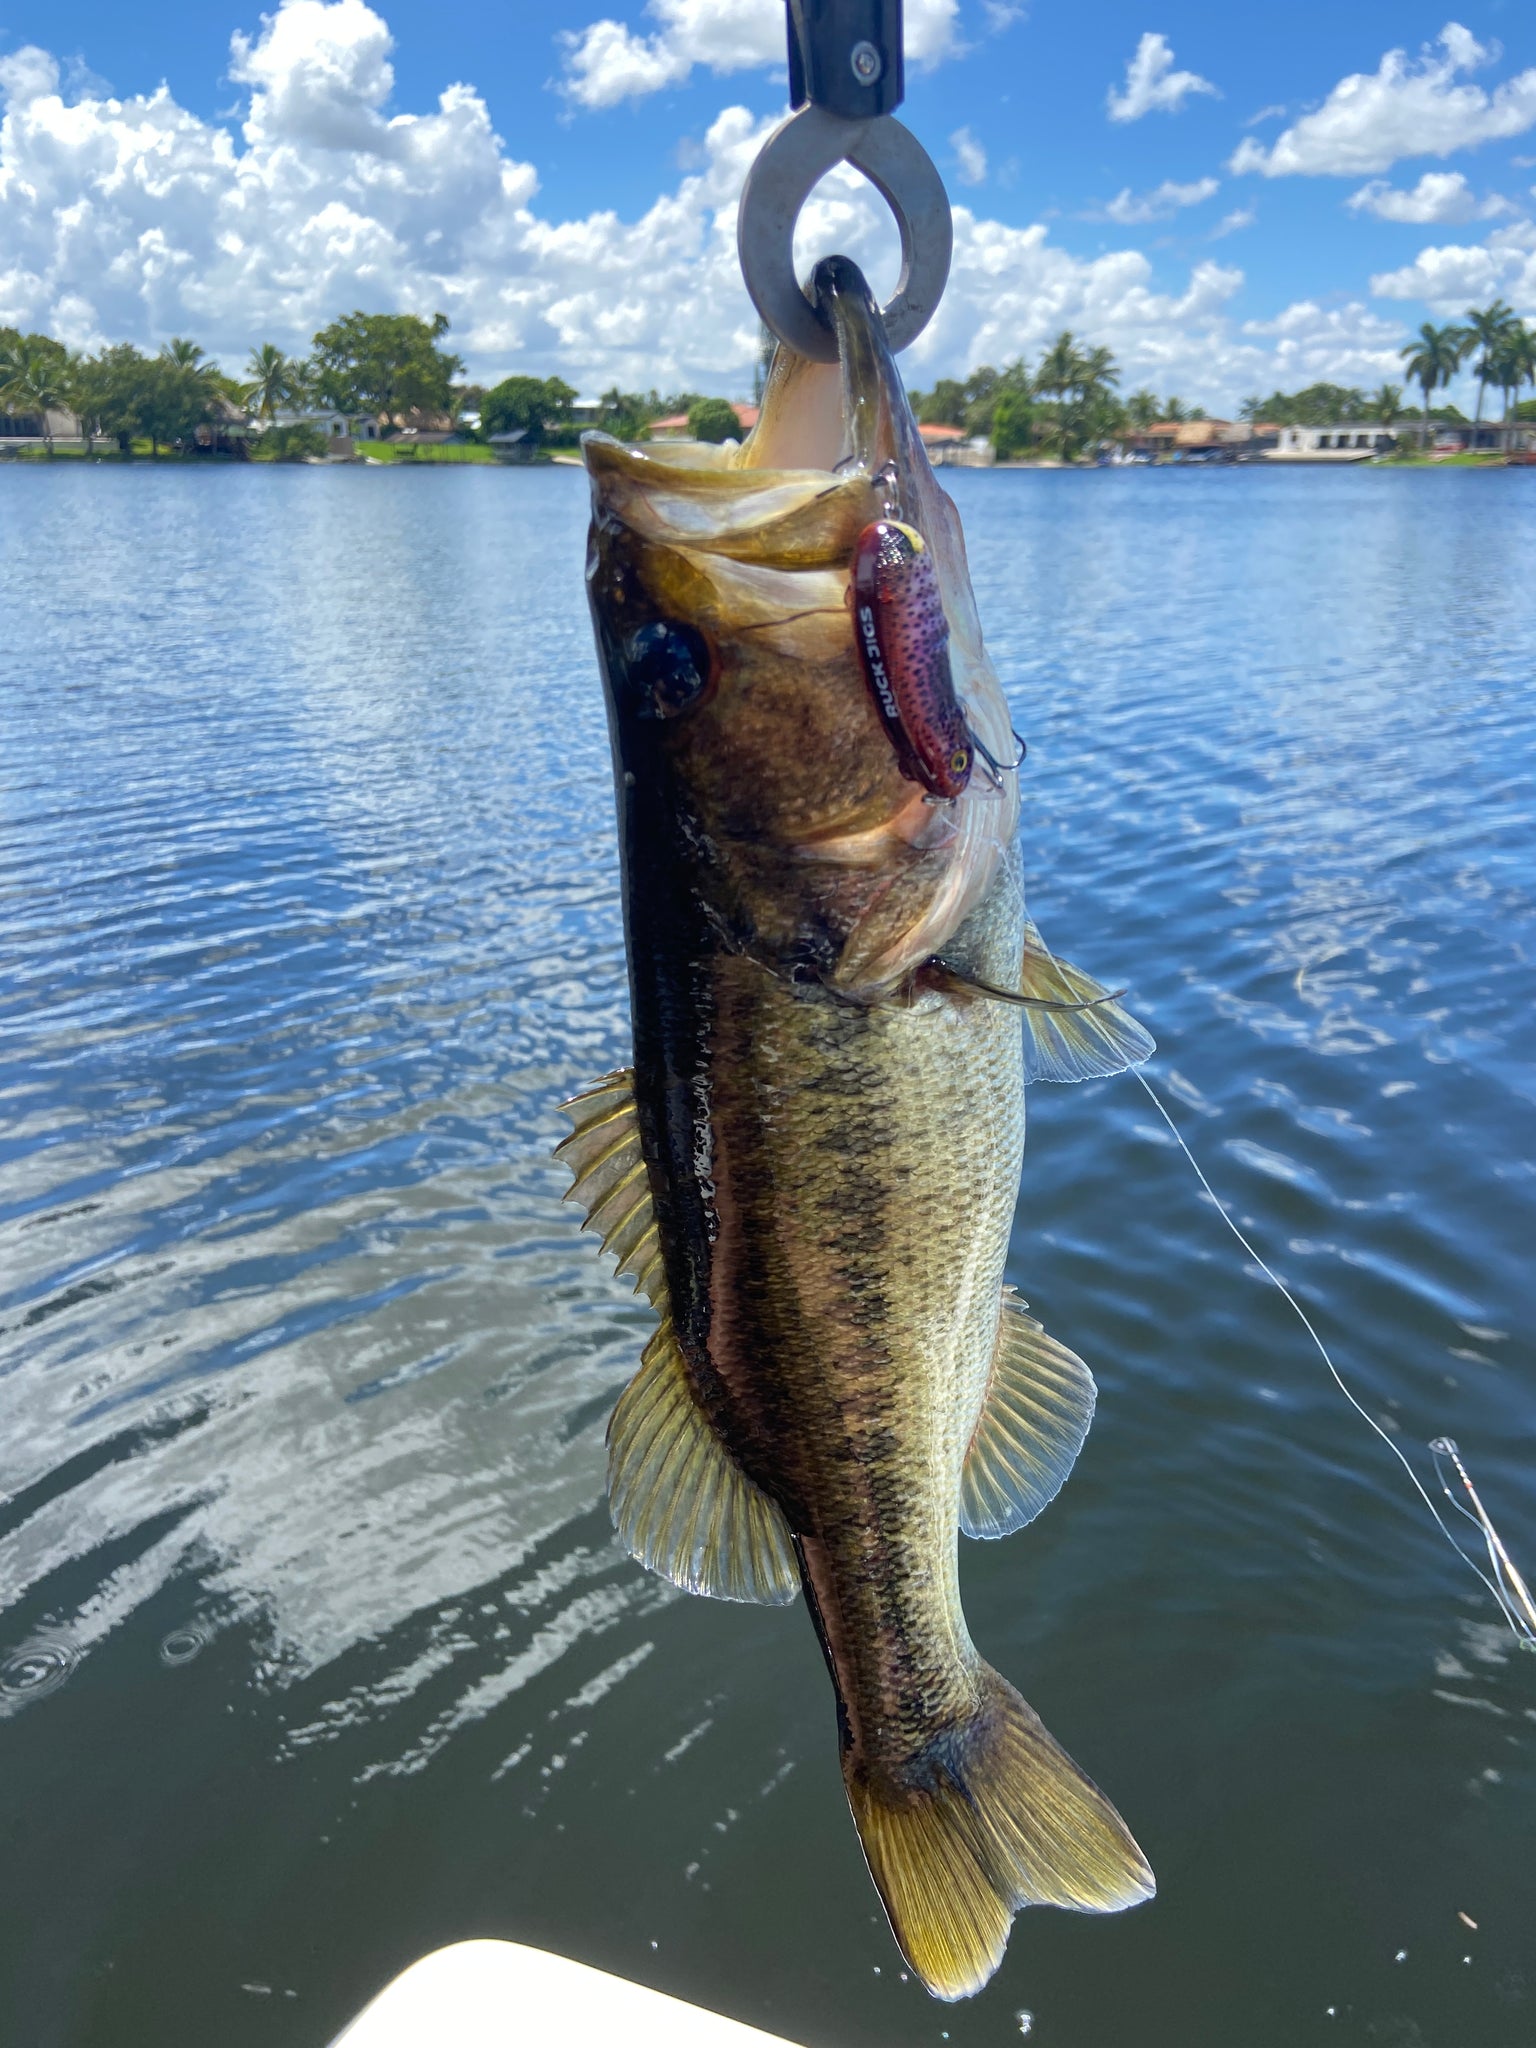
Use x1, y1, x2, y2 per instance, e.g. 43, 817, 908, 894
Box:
1268, 424, 1397, 461
1414, 420, 1536, 455
1118, 418, 1274, 460
917, 421, 996, 466
255, 407, 381, 452
190, 396, 253, 455
0, 405, 83, 449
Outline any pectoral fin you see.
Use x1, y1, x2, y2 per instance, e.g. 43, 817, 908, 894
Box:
608, 1324, 800, 1606
930, 922, 1153, 1083
1017, 919, 1155, 1083
961, 1290, 1097, 1540
556, 1071, 799, 1607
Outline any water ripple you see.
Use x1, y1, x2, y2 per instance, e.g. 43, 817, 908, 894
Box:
1, 463, 1533, 2048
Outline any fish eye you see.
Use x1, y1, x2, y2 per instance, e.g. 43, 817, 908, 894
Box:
624, 622, 715, 719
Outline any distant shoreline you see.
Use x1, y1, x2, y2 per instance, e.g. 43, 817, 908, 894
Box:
0, 444, 1524, 473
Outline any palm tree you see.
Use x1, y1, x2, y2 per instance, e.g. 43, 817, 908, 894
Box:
1460, 300, 1517, 440
1506, 323, 1536, 423
160, 337, 218, 381
1483, 322, 1534, 424
1034, 330, 1083, 404
1400, 321, 1468, 448
1077, 344, 1120, 399
1126, 388, 1159, 430
0, 337, 68, 454
1370, 383, 1403, 424
1238, 394, 1265, 422
1061, 344, 1120, 457
243, 342, 300, 424
1162, 396, 1187, 423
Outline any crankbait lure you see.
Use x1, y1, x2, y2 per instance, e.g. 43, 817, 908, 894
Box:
851, 519, 974, 798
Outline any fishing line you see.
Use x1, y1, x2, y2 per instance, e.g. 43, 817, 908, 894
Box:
1132, 1067, 1536, 1649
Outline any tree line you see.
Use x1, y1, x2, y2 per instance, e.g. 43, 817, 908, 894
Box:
7, 299, 1532, 463
909, 334, 1134, 460
0, 312, 598, 458
1246, 307, 1536, 441
910, 306, 1536, 457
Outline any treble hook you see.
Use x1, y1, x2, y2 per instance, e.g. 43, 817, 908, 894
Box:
971, 727, 1028, 784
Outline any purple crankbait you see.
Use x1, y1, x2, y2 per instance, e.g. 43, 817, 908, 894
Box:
851, 519, 1024, 800
851, 519, 973, 798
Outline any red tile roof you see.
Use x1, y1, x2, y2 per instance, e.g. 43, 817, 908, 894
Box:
646, 401, 759, 437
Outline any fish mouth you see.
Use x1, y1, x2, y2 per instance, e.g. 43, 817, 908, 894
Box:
810, 255, 897, 474
743, 255, 922, 485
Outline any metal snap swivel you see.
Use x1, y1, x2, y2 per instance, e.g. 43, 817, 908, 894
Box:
736, 104, 953, 363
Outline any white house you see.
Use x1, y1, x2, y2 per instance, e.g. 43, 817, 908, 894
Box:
1267, 424, 1397, 462
254, 408, 380, 443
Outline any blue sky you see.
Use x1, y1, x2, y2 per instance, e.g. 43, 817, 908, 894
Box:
1, 0, 1533, 410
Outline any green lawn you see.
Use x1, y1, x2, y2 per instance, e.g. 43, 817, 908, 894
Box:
1, 438, 507, 464
1377, 450, 1512, 467
359, 441, 501, 464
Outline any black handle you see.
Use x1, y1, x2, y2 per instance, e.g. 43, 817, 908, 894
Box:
786, 0, 904, 121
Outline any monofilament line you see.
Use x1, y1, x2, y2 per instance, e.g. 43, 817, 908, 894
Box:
1133, 1068, 1536, 1650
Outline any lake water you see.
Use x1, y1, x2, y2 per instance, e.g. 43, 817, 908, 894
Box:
1, 461, 1533, 2048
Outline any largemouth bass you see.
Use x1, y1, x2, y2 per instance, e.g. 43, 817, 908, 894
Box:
561, 256, 1155, 2000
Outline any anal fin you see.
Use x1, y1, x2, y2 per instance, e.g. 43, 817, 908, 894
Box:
556, 1070, 799, 1607
961, 1289, 1096, 1540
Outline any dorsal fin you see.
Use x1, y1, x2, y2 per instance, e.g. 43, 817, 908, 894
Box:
1016, 920, 1154, 1084
555, 1071, 800, 1606
961, 1289, 1097, 1540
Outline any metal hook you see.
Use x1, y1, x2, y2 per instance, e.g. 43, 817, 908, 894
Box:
737, 108, 953, 362
737, 3, 952, 362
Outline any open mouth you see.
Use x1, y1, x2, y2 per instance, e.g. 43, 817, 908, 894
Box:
742, 255, 920, 486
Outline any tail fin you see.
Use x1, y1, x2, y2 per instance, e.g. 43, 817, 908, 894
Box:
844, 1664, 1153, 2001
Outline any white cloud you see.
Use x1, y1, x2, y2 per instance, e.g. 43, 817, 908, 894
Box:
1243, 103, 1287, 128
229, 0, 394, 150
1106, 33, 1217, 123
1230, 24, 1536, 178
0, 43, 61, 105
1370, 221, 1536, 312
559, 0, 959, 110
1347, 170, 1509, 223
1102, 175, 1219, 224
950, 125, 986, 186
1240, 298, 1411, 388
0, 0, 1426, 412
1210, 206, 1255, 238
